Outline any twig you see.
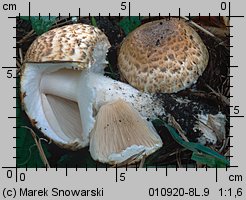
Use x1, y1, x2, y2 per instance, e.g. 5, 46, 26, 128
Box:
52, 17, 73, 29
224, 149, 230, 157
17, 30, 35, 44
222, 16, 230, 27
21, 126, 50, 168
19, 48, 24, 64
16, 48, 23, 75
176, 149, 182, 168
193, 115, 213, 130
204, 26, 229, 38
111, 150, 145, 168
16, 59, 22, 75
205, 84, 229, 105
219, 137, 229, 153
139, 156, 146, 168
194, 113, 227, 153
168, 115, 189, 142
181, 16, 218, 39
17, 144, 37, 166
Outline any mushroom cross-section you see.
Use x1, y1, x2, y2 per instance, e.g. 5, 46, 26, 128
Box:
118, 18, 209, 93
21, 23, 165, 150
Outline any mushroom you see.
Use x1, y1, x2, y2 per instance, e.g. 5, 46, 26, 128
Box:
90, 99, 162, 164
118, 18, 209, 93
21, 23, 165, 151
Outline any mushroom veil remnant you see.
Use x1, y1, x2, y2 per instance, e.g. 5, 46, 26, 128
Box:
118, 18, 209, 93
21, 24, 164, 155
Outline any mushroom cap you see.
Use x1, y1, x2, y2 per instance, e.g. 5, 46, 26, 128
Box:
89, 99, 163, 164
25, 23, 110, 71
118, 18, 209, 93
21, 23, 111, 149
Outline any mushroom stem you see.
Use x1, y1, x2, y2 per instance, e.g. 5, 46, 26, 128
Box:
39, 69, 165, 146
40, 69, 81, 102
40, 69, 165, 119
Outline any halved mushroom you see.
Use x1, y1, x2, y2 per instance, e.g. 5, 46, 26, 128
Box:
21, 23, 165, 150
90, 99, 162, 164
118, 18, 209, 93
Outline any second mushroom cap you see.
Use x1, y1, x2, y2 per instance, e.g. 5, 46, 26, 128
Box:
118, 18, 209, 93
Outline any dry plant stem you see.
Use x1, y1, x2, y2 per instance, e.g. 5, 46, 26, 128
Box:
194, 113, 226, 143
168, 115, 189, 142
21, 126, 50, 168
52, 20, 73, 29
54, 16, 71, 24
176, 149, 182, 168
224, 149, 230, 157
193, 115, 214, 130
19, 48, 24, 64
219, 137, 230, 153
16, 59, 22, 75
194, 115, 226, 152
222, 16, 230, 27
110, 150, 146, 168
17, 30, 35, 44
204, 26, 229, 38
168, 148, 187, 158
52, 18, 73, 29
205, 84, 230, 105
180, 89, 218, 101
221, 78, 230, 97
182, 17, 230, 49
17, 47, 23, 75
139, 156, 146, 168
17, 144, 37, 166
181, 16, 217, 38
196, 163, 204, 168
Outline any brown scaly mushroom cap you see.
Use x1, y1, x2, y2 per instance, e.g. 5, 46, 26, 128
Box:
118, 18, 209, 93
25, 23, 109, 72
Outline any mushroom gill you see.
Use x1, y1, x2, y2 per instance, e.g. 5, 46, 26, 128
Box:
90, 99, 162, 165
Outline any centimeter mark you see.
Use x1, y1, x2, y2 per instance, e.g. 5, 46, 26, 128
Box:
2, 66, 19, 69
9, 13, 244, 19
1, 165, 239, 183
6, 1, 244, 20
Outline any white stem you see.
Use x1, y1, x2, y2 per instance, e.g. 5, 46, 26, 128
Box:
40, 69, 81, 102
39, 69, 165, 143
77, 71, 165, 137
77, 71, 165, 118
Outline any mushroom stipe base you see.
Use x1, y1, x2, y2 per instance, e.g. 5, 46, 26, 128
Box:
16, 16, 230, 168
